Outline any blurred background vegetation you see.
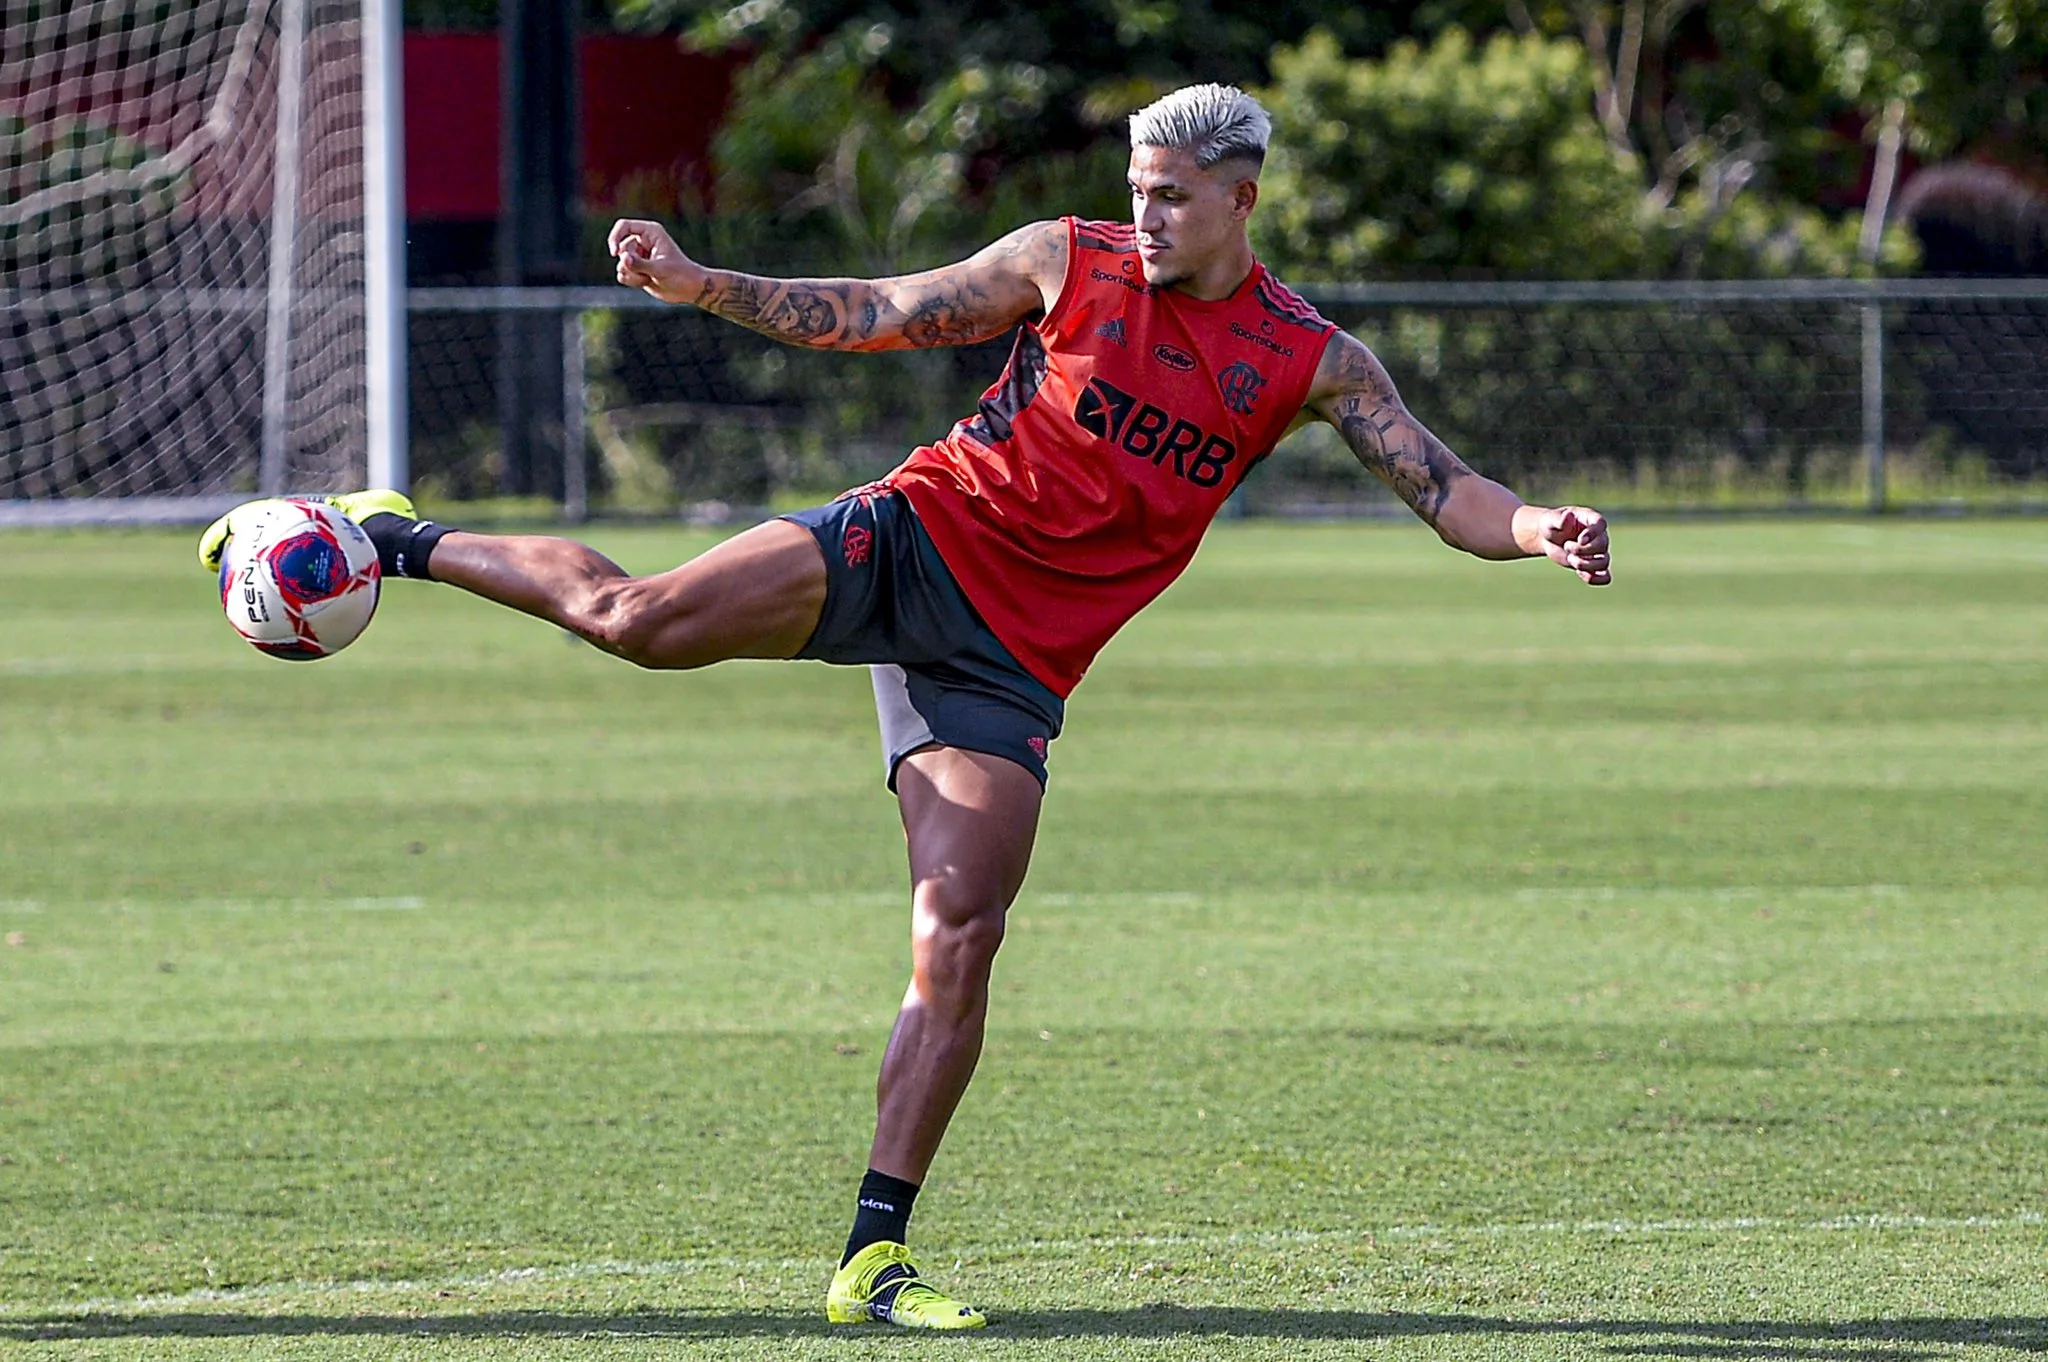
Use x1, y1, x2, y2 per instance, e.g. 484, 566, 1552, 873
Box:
401, 0, 2048, 280
397, 0, 2048, 511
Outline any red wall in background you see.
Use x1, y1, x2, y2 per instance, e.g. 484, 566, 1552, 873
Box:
403, 33, 734, 220
404, 35, 499, 219
581, 36, 734, 212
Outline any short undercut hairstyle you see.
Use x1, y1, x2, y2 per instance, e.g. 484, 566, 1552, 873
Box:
1127, 83, 1272, 172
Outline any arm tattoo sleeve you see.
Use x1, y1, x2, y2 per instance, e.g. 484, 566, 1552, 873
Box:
692, 273, 853, 346
688, 222, 1059, 352
1325, 338, 1471, 525
902, 288, 996, 347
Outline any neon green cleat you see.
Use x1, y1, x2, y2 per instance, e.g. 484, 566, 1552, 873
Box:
323, 488, 418, 527
197, 490, 417, 573
197, 497, 285, 573
826, 1242, 986, 1330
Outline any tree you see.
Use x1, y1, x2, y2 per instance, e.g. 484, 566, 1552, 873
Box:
688, 23, 1105, 274
1756, 0, 2048, 255
1254, 26, 1904, 279
1254, 28, 1659, 278
1419, 2, 2047, 261
613, 0, 1411, 271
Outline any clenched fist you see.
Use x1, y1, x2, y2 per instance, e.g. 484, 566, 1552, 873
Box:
607, 218, 702, 305
1521, 505, 1611, 585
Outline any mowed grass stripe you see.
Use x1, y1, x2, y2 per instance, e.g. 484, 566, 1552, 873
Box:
14, 719, 2048, 810
5, 787, 2045, 902
5, 1228, 2047, 1357
1, 519, 2044, 1358
3, 885, 2045, 1046
10, 1213, 2048, 1318
4, 1020, 2044, 1296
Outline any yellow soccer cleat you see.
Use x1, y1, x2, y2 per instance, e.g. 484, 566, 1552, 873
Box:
197, 490, 417, 573
322, 488, 418, 528
826, 1241, 986, 1330
197, 497, 289, 573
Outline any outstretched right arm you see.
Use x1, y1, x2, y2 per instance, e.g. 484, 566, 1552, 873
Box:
607, 218, 1068, 353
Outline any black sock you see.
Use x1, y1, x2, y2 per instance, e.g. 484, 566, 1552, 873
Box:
841, 1169, 920, 1267
358, 512, 453, 581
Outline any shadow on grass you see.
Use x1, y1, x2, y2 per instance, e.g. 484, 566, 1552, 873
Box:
5, 1309, 2045, 1356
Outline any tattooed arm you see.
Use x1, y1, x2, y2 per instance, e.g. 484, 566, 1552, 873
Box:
1305, 332, 1611, 582
606, 218, 1068, 353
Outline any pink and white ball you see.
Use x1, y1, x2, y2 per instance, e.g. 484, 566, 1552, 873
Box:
218, 499, 380, 659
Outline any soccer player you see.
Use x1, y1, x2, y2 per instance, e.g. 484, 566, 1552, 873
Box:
201, 84, 1610, 1328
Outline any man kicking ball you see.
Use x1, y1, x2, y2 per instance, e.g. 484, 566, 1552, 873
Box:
201, 84, 1610, 1328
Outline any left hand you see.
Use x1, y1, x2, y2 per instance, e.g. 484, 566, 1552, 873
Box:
1520, 505, 1611, 585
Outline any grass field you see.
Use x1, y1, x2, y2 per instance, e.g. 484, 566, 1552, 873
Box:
2, 517, 2045, 1360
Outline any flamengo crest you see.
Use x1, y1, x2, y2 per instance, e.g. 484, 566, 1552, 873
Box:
1217, 360, 1266, 415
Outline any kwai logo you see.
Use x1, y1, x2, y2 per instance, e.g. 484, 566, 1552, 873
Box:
1072, 376, 1238, 488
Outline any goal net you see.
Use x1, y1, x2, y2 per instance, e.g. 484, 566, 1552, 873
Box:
2, 0, 384, 518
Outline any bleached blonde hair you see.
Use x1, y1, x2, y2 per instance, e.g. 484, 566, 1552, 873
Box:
1127, 84, 1272, 170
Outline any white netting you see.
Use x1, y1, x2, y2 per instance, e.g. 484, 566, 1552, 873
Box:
1, 0, 367, 501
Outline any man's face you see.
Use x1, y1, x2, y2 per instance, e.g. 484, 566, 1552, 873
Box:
1127, 144, 1259, 288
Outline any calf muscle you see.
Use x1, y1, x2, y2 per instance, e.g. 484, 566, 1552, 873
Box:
430, 532, 630, 637
427, 519, 829, 669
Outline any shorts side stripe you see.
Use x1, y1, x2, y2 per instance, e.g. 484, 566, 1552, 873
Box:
870, 664, 936, 779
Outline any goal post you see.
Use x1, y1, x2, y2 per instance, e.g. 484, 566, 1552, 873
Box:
361, 0, 406, 496
0, 0, 406, 524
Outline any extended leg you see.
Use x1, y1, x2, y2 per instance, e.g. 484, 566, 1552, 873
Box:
426, 518, 826, 668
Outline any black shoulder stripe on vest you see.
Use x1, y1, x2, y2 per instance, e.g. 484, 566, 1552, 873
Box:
1075, 220, 1138, 253
962, 326, 1050, 447
1254, 277, 1331, 332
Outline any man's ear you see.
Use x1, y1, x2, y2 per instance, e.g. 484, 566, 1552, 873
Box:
1232, 175, 1260, 221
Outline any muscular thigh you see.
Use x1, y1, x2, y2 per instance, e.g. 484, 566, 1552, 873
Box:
620, 517, 827, 667
897, 746, 1044, 920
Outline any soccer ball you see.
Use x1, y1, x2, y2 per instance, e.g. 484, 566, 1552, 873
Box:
218, 499, 380, 660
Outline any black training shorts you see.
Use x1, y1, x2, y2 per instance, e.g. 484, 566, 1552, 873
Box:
781, 488, 1065, 789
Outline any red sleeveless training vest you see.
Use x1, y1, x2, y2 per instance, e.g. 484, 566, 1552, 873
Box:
882, 216, 1338, 696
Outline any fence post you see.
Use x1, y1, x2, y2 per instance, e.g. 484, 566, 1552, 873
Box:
563, 304, 587, 523
1861, 299, 1886, 512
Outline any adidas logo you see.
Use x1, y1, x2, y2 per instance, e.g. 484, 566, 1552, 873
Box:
1094, 317, 1127, 347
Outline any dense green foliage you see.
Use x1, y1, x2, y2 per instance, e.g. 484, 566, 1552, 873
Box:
679, 26, 1126, 274
3, 520, 2047, 1357
590, 1, 2040, 279
644, 0, 1395, 274
407, 3, 2042, 278
1256, 30, 1658, 279
1758, 0, 2048, 158
1429, 1, 2048, 166
1255, 28, 1900, 279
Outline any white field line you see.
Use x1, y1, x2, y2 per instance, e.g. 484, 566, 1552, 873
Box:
8, 1212, 2044, 1318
